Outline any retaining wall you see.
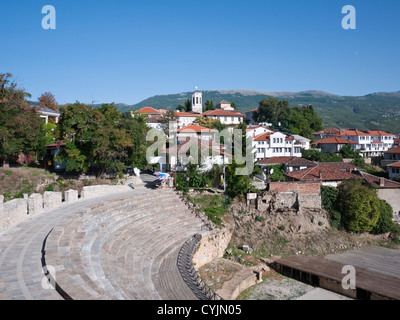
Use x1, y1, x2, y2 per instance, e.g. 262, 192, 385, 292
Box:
192, 226, 233, 269
0, 184, 133, 233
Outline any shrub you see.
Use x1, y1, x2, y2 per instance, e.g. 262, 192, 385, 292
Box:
337, 180, 381, 233
372, 200, 395, 235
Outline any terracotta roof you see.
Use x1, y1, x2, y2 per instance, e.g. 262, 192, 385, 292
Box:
335, 129, 369, 136
365, 130, 395, 136
312, 127, 340, 135
246, 125, 273, 132
371, 140, 383, 144
134, 107, 160, 114
258, 157, 316, 167
254, 132, 272, 141
146, 114, 164, 123
202, 110, 245, 117
318, 162, 362, 171
175, 112, 201, 117
177, 124, 218, 133
246, 108, 259, 113
387, 161, 400, 168
384, 146, 400, 154
361, 172, 400, 189
312, 137, 358, 145
284, 165, 361, 181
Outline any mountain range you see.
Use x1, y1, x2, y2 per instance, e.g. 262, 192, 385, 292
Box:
119, 90, 400, 134
33, 89, 400, 135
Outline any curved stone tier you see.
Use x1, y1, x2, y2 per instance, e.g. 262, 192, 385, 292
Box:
0, 181, 205, 300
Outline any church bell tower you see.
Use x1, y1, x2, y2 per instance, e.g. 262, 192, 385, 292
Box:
191, 87, 203, 114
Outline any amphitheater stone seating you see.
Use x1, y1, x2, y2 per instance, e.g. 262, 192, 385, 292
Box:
0, 177, 206, 300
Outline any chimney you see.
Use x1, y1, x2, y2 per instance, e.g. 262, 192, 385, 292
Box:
379, 177, 385, 187
319, 170, 323, 180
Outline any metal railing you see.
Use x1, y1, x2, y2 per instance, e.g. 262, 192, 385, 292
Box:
177, 234, 224, 300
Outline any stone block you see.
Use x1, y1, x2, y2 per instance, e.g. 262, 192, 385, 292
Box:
64, 189, 78, 203
28, 193, 44, 216
43, 192, 62, 210
4, 198, 28, 227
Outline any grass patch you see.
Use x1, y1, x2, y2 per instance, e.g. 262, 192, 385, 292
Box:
189, 193, 228, 226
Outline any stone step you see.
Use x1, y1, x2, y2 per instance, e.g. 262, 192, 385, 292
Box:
43, 186, 206, 300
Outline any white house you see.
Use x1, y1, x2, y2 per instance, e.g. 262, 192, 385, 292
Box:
252, 131, 305, 160
201, 109, 245, 127
30, 105, 60, 124
176, 124, 218, 141
246, 125, 275, 139
175, 112, 201, 129
335, 129, 396, 157
216, 100, 235, 111
387, 162, 400, 180
156, 138, 231, 172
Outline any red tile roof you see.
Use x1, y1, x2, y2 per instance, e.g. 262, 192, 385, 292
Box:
202, 110, 245, 117
387, 161, 400, 168
361, 172, 400, 188
384, 146, 400, 154
371, 140, 383, 144
318, 162, 362, 171
146, 115, 164, 123
365, 130, 395, 136
312, 127, 340, 135
177, 124, 218, 133
312, 137, 358, 145
175, 112, 201, 117
134, 107, 160, 114
284, 165, 361, 181
258, 157, 316, 167
335, 129, 369, 136
254, 132, 272, 141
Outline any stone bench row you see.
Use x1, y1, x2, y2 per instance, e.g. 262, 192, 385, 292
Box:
0, 184, 136, 233
44, 189, 204, 300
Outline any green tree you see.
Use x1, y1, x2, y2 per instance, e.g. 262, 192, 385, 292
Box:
225, 159, 255, 199
0, 73, 46, 166
176, 98, 192, 112
254, 97, 290, 129
337, 180, 381, 233
301, 149, 342, 162
205, 100, 215, 111
372, 200, 395, 235
122, 113, 150, 170
321, 186, 341, 229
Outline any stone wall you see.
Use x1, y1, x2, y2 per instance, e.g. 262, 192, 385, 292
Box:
80, 185, 132, 199
0, 184, 135, 233
269, 181, 321, 195
192, 226, 233, 269
258, 182, 322, 214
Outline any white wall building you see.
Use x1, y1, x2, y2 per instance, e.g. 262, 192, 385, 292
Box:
201, 109, 245, 127
335, 129, 396, 157
252, 131, 306, 160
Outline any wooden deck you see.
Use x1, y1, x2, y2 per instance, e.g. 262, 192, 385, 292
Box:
272, 246, 400, 300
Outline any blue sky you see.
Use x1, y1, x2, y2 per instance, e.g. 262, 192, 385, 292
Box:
1, 0, 400, 105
